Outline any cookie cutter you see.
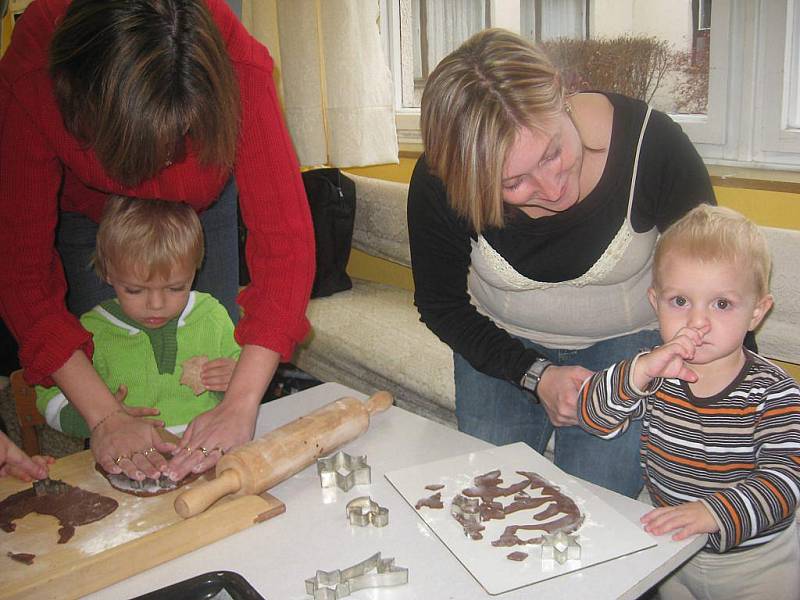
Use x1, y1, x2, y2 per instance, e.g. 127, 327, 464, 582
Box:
346, 496, 388, 527
316, 451, 371, 491
451, 494, 481, 526
541, 531, 581, 565
32, 478, 68, 496
304, 552, 408, 599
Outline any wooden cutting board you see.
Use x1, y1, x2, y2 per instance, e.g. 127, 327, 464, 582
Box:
0, 449, 285, 600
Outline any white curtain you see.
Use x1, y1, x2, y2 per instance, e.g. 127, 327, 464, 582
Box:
242, 0, 398, 168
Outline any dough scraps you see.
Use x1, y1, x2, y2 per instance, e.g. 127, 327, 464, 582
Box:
180, 355, 209, 395
7, 551, 35, 565
0, 480, 118, 544
446, 469, 584, 546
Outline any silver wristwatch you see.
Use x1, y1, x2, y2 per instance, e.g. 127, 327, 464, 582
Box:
520, 358, 552, 402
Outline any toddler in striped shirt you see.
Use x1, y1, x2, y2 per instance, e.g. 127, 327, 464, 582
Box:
579, 204, 799, 600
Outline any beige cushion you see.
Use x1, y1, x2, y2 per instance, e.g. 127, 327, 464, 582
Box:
760, 226, 800, 364
294, 280, 455, 425
349, 173, 411, 267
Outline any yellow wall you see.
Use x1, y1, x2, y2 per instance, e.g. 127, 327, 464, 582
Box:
344, 160, 800, 379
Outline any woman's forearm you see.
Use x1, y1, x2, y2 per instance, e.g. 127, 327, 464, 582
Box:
49, 350, 119, 429
219, 344, 280, 412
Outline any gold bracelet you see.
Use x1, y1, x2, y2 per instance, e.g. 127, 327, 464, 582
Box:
90, 408, 125, 434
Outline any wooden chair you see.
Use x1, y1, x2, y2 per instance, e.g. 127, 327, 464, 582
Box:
10, 369, 44, 456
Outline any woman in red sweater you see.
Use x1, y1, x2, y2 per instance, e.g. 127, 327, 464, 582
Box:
0, 0, 315, 482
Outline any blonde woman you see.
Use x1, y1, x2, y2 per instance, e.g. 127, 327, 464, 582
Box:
408, 29, 718, 497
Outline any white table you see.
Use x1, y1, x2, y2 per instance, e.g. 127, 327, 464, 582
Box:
85, 382, 705, 600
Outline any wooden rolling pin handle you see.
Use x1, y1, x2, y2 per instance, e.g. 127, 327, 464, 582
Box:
366, 390, 393, 415
174, 468, 241, 518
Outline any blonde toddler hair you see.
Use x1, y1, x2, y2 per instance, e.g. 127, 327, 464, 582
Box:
653, 204, 771, 297
94, 195, 204, 281
421, 28, 564, 233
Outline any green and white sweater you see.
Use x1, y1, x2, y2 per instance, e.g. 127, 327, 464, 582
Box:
35, 291, 241, 437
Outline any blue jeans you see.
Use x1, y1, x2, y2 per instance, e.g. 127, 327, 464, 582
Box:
56, 177, 241, 323
454, 329, 662, 498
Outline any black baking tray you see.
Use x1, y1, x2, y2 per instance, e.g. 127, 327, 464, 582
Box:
129, 571, 266, 600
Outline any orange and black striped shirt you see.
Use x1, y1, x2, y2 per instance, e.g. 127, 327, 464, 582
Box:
579, 349, 800, 553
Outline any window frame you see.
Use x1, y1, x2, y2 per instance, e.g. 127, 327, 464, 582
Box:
383, 0, 800, 171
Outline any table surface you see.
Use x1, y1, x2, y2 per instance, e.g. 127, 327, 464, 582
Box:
84, 382, 705, 600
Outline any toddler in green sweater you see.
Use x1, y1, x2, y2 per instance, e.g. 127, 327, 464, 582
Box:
36, 196, 241, 437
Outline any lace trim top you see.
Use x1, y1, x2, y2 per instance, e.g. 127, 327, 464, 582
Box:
468, 107, 659, 348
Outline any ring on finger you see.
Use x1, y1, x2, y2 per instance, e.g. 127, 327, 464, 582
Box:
142, 447, 157, 457
198, 447, 210, 458
184, 446, 193, 454
113, 455, 127, 466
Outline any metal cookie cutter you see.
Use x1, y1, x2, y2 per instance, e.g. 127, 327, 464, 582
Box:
305, 552, 408, 600
32, 478, 68, 496
346, 496, 389, 527
316, 451, 371, 491
451, 494, 481, 526
541, 531, 581, 565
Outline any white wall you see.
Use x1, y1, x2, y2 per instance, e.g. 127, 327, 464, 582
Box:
591, 0, 693, 51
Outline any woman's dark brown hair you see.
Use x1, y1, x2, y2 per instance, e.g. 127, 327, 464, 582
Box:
50, 0, 240, 186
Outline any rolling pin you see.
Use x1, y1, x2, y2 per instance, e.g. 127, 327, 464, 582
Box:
174, 391, 393, 518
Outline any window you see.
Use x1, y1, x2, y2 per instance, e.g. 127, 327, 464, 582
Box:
382, 0, 800, 170
520, 0, 588, 42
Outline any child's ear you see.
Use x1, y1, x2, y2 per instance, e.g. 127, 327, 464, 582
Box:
749, 294, 774, 331
647, 287, 658, 312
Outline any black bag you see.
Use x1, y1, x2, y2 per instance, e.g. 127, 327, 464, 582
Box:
237, 168, 356, 298
302, 168, 356, 298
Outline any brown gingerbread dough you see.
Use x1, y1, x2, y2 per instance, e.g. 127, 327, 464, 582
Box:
0, 480, 118, 544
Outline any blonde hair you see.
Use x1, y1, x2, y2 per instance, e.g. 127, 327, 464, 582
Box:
421, 28, 564, 233
94, 195, 204, 281
653, 204, 771, 297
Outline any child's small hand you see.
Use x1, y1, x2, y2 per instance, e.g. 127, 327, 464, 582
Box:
114, 385, 164, 425
634, 326, 708, 389
201, 358, 237, 392
641, 501, 719, 541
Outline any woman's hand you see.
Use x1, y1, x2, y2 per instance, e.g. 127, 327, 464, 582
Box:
165, 399, 258, 481
0, 431, 54, 481
641, 501, 719, 541
91, 408, 175, 480
164, 344, 279, 481
535, 364, 593, 427
90, 384, 173, 480
201, 357, 237, 392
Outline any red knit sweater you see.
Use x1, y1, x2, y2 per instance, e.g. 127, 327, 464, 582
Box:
0, 0, 315, 385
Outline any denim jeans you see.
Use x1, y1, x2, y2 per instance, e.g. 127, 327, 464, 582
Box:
56, 177, 241, 323
454, 328, 663, 498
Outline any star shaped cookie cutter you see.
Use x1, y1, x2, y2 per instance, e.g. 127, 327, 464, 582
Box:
346, 496, 389, 527
304, 552, 409, 599
541, 530, 581, 565
316, 451, 371, 491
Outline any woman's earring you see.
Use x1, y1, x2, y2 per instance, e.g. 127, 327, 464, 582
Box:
564, 102, 573, 115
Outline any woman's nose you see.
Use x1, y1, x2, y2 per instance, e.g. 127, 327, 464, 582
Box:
533, 170, 562, 200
